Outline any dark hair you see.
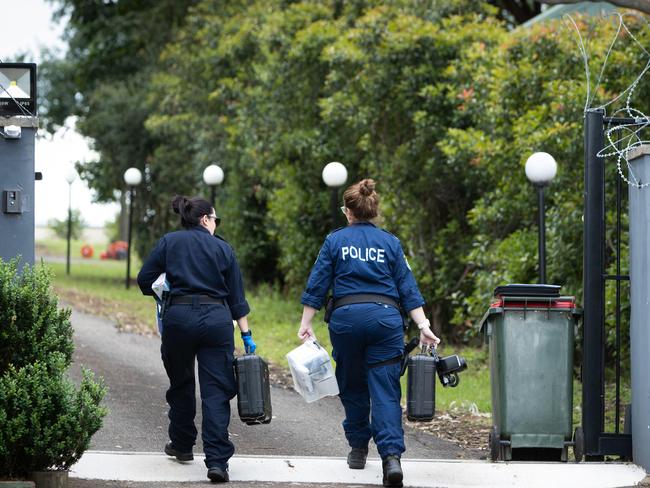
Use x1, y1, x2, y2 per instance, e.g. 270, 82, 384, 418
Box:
343, 178, 379, 221
171, 195, 214, 229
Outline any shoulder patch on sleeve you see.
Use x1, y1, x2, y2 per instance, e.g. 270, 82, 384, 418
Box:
213, 233, 234, 250
326, 227, 344, 238
380, 227, 399, 241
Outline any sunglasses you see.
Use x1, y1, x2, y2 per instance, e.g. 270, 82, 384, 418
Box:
207, 214, 221, 226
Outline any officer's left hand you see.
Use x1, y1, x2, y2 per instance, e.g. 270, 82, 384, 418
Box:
420, 327, 441, 348
241, 331, 257, 354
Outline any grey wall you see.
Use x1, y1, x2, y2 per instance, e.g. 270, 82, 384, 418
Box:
0, 123, 36, 265
629, 145, 650, 472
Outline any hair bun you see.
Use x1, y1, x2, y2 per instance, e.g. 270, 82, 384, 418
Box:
171, 195, 186, 214
358, 178, 375, 196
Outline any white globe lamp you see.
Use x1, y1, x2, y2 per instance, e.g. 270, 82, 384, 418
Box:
64, 168, 77, 276
322, 162, 348, 188
525, 152, 558, 285
64, 169, 77, 185
123, 167, 143, 187
123, 167, 142, 290
322, 161, 348, 228
203, 164, 225, 186
525, 152, 557, 186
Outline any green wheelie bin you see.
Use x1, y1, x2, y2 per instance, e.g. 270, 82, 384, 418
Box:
478, 284, 582, 462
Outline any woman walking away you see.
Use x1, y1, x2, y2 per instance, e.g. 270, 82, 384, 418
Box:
297, 179, 440, 488
138, 195, 255, 483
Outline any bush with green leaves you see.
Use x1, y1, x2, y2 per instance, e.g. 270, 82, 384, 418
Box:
47, 209, 86, 241
42, 0, 650, 353
0, 259, 107, 477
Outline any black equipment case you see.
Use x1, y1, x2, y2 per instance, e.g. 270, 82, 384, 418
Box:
406, 352, 437, 421
234, 353, 272, 425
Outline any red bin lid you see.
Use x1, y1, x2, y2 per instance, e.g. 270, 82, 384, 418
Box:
490, 296, 576, 309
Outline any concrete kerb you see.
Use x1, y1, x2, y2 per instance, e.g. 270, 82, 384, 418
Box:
70, 451, 646, 488
637, 475, 650, 487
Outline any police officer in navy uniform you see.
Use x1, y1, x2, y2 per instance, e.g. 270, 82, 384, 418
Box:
298, 179, 440, 488
138, 195, 255, 484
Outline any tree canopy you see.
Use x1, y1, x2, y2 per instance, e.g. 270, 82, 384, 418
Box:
41, 0, 650, 341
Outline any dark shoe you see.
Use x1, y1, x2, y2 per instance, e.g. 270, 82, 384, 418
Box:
347, 447, 369, 469
207, 466, 229, 483
164, 441, 193, 461
382, 455, 403, 487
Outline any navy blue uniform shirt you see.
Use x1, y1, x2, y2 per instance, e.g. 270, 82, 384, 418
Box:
301, 222, 425, 312
137, 226, 250, 319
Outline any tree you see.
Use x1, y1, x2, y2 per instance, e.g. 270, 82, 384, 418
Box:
48, 209, 86, 240
444, 14, 649, 352
146, 0, 502, 333
43, 0, 650, 346
42, 0, 198, 257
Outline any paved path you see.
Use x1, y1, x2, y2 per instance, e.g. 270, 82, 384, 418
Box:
67, 308, 480, 459
66, 308, 645, 487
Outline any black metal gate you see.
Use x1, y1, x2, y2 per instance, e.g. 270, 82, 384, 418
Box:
582, 108, 634, 459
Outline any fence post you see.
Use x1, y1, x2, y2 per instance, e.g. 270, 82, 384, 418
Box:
0, 117, 38, 266
583, 108, 606, 458
628, 145, 650, 471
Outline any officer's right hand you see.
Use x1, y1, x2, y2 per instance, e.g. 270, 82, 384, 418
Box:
298, 322, 315, 342
420, 327, 441, 348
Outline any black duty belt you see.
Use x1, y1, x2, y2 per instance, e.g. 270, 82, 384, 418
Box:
170, 295, 226, 306
333, 294, 399, 310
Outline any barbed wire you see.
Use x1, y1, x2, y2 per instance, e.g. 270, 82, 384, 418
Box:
567, 12, 650, 188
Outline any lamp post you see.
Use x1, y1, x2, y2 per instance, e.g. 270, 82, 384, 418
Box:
202, 164, 224, 208
64, 169, 77, 276
525, 152, 558, 284
123, 167, 142, 289
322, 162, 348, 228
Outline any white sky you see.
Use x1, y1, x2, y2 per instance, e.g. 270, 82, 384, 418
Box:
1, 0, 119, 227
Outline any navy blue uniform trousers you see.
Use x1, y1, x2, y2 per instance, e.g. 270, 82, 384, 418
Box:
161, 301, 236, 470
328, 303, 405, 459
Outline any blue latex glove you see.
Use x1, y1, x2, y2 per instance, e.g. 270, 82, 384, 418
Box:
241, 331, 256, 354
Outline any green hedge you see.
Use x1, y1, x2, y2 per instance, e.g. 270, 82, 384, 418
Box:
0, 260, 107, 477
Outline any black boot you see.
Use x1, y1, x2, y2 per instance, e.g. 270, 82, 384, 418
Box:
207, 466, 229, 483
382, 455, 403, 487
347, 447, 369, 469
164, 441, 193, 461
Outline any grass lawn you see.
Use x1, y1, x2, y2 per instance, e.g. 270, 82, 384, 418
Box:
37, 236, 629, 428
36, 234, 110, 258
39, 237, 490, 416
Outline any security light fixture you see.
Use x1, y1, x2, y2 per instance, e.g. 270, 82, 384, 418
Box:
2, 125, 21, 139
0, 63, 37, 116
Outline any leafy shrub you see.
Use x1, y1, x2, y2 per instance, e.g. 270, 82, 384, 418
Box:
0, 259, 107, 477
48, 209, 86, 241
0, 261, 73, 374
0, 360, 106, 475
